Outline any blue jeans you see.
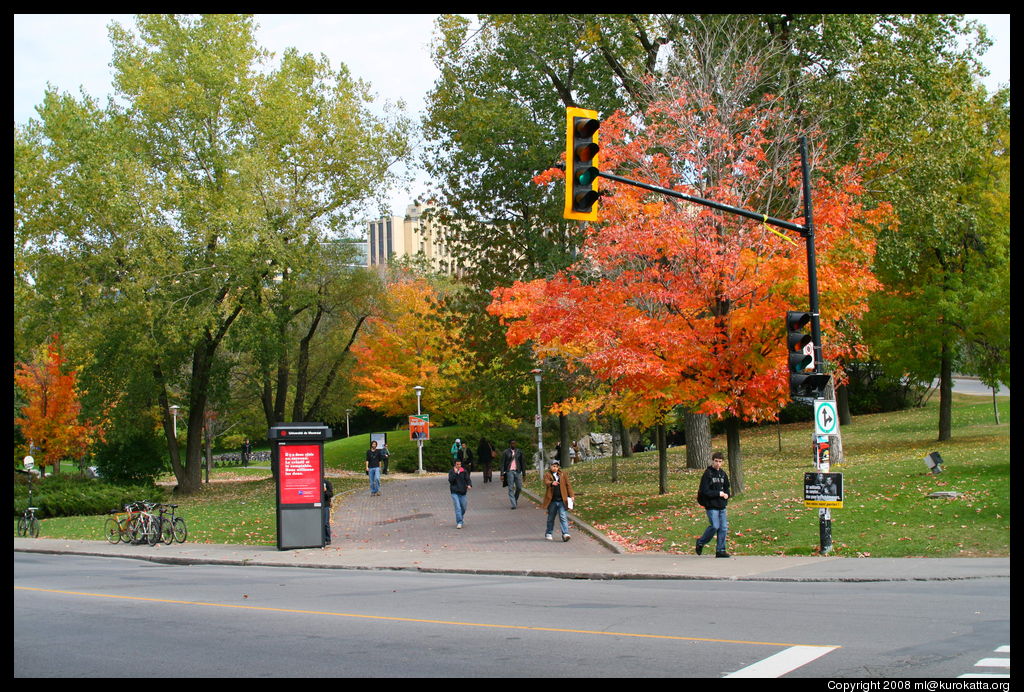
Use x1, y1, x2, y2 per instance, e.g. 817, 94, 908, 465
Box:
506, 471, 523, 508
451, 492, 468, 524
368, 467, 381, 494
698, 508, 729, 554
546, 499, 569, 536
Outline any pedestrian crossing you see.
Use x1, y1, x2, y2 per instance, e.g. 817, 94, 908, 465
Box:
959, 645, 1009, 678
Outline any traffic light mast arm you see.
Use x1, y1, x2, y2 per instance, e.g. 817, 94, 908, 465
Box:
595, 170, 810, 238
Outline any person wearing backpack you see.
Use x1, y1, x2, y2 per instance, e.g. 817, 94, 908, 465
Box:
696, 451, 731, 558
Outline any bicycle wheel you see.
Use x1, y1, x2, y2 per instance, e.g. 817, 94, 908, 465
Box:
105, 517, 122, 544
160, 517, 175, 545
172, 517, 188, 543
17, 515, 28, 537
127, 515, 144, 544
28, 516, 40, 538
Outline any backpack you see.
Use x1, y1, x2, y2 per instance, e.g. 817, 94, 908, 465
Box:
696, 488, 706, 507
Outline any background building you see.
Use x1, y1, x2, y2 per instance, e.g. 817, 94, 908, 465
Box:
366, 203, 453, 272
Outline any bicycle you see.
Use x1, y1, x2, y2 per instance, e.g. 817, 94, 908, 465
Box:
16, 485, 40, 538
155, 503, 187, 544
104, 501, 159, 545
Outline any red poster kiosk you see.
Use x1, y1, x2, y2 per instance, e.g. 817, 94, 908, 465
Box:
268, 422, 332, 550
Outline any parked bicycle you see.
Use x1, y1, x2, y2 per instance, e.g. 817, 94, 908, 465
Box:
156, 503, 188, 544
104, 501, 160, 545
16, 472, 40, 538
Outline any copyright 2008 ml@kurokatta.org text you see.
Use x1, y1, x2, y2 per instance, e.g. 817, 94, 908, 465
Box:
829, 682, 1009, 692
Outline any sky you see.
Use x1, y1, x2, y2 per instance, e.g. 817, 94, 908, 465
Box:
14, 13, 1011, 220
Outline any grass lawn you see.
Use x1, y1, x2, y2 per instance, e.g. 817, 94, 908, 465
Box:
24, 394, 1008, 556
533, 393, 1009, 557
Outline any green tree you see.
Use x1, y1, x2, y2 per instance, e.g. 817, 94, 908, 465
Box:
866, 81, 1008, 441
15, 14, 411, 493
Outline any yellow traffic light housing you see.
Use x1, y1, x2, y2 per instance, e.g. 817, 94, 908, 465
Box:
564, 106, 600, 221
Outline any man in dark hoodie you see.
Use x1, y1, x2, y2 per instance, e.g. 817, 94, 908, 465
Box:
696, 451, 731, 558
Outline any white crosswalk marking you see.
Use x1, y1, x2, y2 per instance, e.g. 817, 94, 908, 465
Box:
725, 645, 839, 678
958, 645, 1009, 678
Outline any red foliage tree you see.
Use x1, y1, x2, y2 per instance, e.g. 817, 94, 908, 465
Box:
14, 334, 107, 473
490, 80, 890, 429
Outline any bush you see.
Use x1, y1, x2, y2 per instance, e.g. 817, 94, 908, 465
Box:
13, 473, 166, 519
92, 427, 167, 484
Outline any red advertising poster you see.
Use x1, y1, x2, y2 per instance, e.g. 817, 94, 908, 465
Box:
279, 444, 322, 505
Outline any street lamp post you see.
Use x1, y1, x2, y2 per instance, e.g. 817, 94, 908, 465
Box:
345, 408, 351, 438
531, 369, 544, 473
414, 385, 425, 475
169, 405, 180, 439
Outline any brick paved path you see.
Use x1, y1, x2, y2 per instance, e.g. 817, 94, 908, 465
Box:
330, 472, 613, 555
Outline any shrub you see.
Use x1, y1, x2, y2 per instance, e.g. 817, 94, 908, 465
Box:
92, 427, 167, 484
13, 473, 166, 519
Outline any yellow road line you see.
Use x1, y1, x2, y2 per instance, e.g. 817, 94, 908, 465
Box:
15, 586, 838, 650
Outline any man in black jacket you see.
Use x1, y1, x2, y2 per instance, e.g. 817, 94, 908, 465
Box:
500, 439, 525, 509
696, 452, 731, 558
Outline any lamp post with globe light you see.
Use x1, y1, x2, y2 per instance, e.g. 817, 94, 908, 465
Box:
414, 385, 425, 474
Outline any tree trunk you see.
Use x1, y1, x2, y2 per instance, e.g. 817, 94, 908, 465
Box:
559, 412, 570, 469
684, 411, 712, 469
657, 422, 668, 495
837, 383, 852, 425
725, 417, 743, 496
618, 418, 632, 457
938, 340, 953, 441
609, 415, 620, 483
292, 305, 324, 422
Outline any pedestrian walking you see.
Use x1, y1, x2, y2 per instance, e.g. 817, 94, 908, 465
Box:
365, 440, 384, 496
696, 451, 731, 558
241, 438, 252, 467
501, 439, 525, 509
322, 477, 334, 546
448, 458, 472, 528
542, 460, 574, 542
464, 444, 475, 479
380, 441, 391, 475
477, 437, 496, 483
451, 438, 465, 465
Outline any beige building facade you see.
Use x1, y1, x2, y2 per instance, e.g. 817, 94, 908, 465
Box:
366, 203, 455, 272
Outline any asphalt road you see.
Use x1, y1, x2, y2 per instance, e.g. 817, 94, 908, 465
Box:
14, 553, 1009, 678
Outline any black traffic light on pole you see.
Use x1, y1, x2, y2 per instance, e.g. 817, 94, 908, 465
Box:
786, 311, 830, 398
564, 106, 600, 221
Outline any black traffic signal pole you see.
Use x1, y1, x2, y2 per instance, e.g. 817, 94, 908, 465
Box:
596, 136, 833, 554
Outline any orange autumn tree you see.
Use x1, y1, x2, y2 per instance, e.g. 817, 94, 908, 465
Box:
14, 334, 107, 473
350, 272, 473, 424
490, 81, 890, 488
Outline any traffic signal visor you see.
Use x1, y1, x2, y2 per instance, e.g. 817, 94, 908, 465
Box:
786, 310, 829, 398
564, 106, 600, 221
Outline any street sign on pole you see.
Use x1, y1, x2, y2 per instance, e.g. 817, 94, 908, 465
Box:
814, 399, 839, 436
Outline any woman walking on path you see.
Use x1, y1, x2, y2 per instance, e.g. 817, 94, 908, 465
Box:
448, 459, 472, 529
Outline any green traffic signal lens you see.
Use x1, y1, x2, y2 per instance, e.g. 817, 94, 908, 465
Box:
576, 166, 599, 186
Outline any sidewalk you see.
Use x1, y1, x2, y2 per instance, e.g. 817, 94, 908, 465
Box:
13, 474, 1010, 583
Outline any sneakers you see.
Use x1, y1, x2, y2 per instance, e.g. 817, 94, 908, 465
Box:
562, 534, 571, 542
695, 540, 704, 556
456, 523, 463, 529
545, 534, 553, 541
715, 552, 731, 558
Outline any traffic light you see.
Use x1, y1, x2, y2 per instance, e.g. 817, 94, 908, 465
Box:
564, 106, 600, 221
786, 311, 830, 398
